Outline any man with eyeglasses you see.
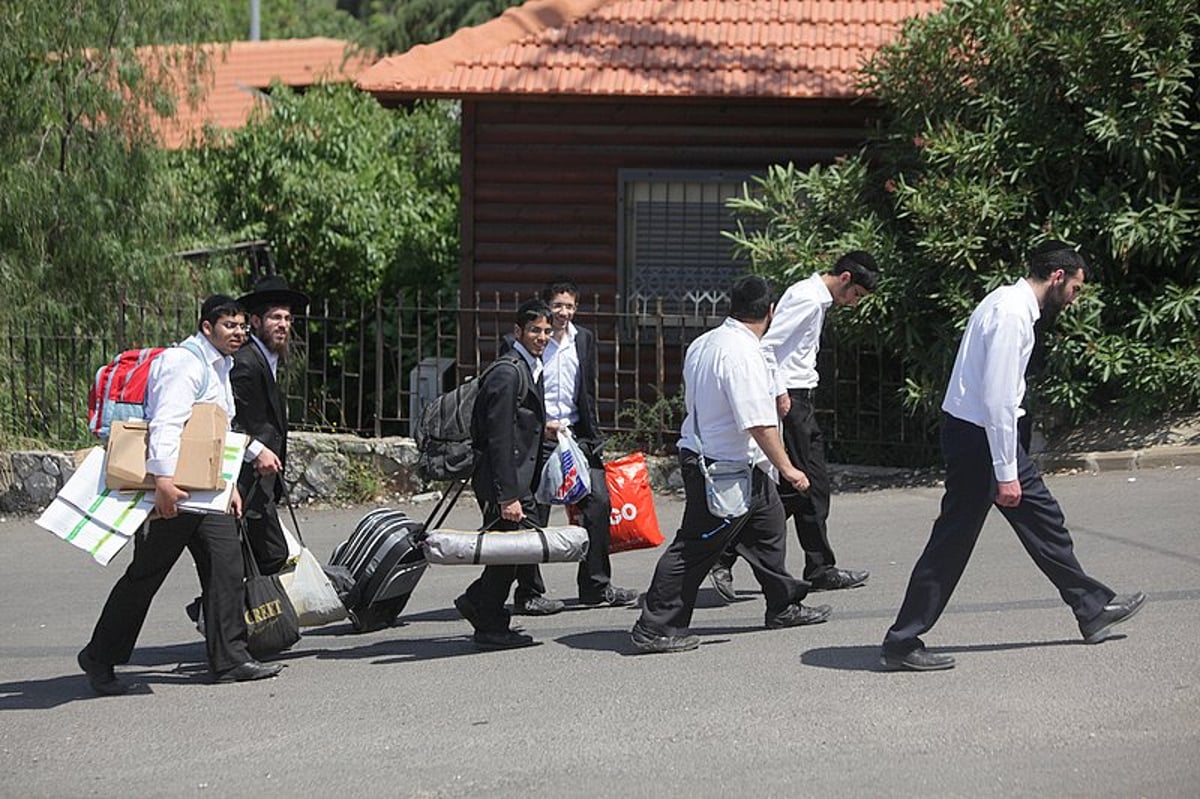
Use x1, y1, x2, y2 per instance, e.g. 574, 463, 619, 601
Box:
78, 295, 283, 694
502, 278, 640, 615
231, 275, 310, 576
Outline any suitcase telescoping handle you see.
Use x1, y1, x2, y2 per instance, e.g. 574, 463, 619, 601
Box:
255, 469, 470, 545
416, 477, 469, 542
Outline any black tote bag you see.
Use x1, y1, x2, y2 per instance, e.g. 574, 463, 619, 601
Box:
240, 520, 301, 659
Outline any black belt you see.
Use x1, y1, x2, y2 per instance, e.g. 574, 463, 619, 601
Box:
788, 387, 816, 400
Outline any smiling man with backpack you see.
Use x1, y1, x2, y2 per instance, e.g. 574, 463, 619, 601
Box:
77, 295, 283, 694
452, 299, 553, 650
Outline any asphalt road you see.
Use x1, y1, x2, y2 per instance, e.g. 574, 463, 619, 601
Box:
1, 466, 1197, 798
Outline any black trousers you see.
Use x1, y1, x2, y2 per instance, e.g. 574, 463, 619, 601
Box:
515, 439, 613, 602
462, 496, 546, 633
718, 389, 836, 580
637, 450, 808, 637
86, 512, 250, 673
241, 474, 289, 576
882, 414, 1115, 655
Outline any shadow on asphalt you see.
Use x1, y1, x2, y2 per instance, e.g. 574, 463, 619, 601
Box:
555, 623, 766, 656
801, 636, 1105, 672
0, 649, 229, 710
312, 634, 485, 663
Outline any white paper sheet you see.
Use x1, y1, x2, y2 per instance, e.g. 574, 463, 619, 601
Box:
35, 448, 152, 565
35, 432, 248, 565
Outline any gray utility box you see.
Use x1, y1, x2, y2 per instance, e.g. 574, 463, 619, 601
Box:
408, 356, 456, 437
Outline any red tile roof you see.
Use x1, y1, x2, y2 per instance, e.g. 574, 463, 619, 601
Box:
146, 38, 374, 148
357, 0, 942, 102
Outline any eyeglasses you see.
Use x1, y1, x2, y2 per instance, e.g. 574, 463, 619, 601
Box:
219, 321, 252, 333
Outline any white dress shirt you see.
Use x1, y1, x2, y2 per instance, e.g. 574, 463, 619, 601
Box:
542, 322, 580, 426
941, 278, 1041, 482
677, 317, 779, 474
144, 332, 235, 477
760, 272, 831, 394
511, 340, 543, 383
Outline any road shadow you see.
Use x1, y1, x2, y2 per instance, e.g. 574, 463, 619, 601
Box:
0, 650, 232, 710
312, 633, 528, 663
801, 637, 1103, 672
556, 623, 764, 655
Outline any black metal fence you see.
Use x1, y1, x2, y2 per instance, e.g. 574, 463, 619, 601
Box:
1, 293, 938, 465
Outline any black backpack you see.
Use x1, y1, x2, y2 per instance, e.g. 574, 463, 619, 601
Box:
414, 356, 529, 481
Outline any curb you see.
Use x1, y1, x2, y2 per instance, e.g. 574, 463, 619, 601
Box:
1035, 444, 1200, 474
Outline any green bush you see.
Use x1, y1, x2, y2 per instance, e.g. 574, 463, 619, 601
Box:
727, 0, 1200, 432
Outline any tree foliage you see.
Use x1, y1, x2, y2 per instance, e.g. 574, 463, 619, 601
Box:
199, 0, 362, 44
728, 0, 1200, 428
0, 1, 236, 326
349, 0, 525, 54
176, 84, 460, 305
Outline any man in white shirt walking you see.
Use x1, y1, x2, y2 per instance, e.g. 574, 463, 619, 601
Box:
709, 252, 877, 601
78, 295, 283, 694
880, 241, 1145, 671
631, 276, 832, 653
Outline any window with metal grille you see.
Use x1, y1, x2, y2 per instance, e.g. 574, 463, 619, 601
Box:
617, 169, 758, 319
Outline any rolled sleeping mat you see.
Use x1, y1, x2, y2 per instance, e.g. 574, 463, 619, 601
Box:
423, 525, 589, 566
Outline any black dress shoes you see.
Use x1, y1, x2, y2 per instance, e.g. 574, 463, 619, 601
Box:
630, 620, 700, 654
213, 660, 283, 683
77, 647, 129, 696
708, 566, 737, 603
1080, 591, 1147, 644
473, 629, 537, 650
809, 568, 870, 591
765, 602, 832, 629
879, 647, 956, 671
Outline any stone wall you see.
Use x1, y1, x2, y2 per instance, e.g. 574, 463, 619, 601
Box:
0, 432, 686, 515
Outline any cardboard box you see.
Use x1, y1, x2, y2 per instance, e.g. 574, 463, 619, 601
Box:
104, 403, 229, 491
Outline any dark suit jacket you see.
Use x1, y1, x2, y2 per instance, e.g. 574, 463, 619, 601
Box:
230, 338, 287, 501
470, 352, 545, 506
500, 323, 605, 464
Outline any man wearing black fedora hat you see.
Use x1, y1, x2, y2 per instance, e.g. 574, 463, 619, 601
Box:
231, 275, 310, 575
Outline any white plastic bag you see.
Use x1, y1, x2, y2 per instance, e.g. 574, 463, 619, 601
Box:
535, 428, 592, 505
278, 524, 348, 627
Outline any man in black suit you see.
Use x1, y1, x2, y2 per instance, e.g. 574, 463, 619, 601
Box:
454, 299, 554, 650
231, 275, 310, 575
505, 279, 639, 615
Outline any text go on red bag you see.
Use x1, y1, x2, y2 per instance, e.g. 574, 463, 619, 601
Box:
570, 451, 664, 553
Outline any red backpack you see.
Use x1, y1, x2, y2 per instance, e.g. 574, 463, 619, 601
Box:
87, 341, 207, 438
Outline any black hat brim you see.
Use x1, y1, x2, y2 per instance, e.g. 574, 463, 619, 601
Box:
237, 288, 310, 314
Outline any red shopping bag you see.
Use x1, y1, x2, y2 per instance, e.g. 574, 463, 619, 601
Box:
571, 451, 664, 553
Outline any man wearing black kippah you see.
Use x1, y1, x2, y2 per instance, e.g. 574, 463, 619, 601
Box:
880, 241, 1145, 671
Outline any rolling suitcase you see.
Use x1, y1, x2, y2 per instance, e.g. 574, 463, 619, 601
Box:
329, 480, 465, 632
